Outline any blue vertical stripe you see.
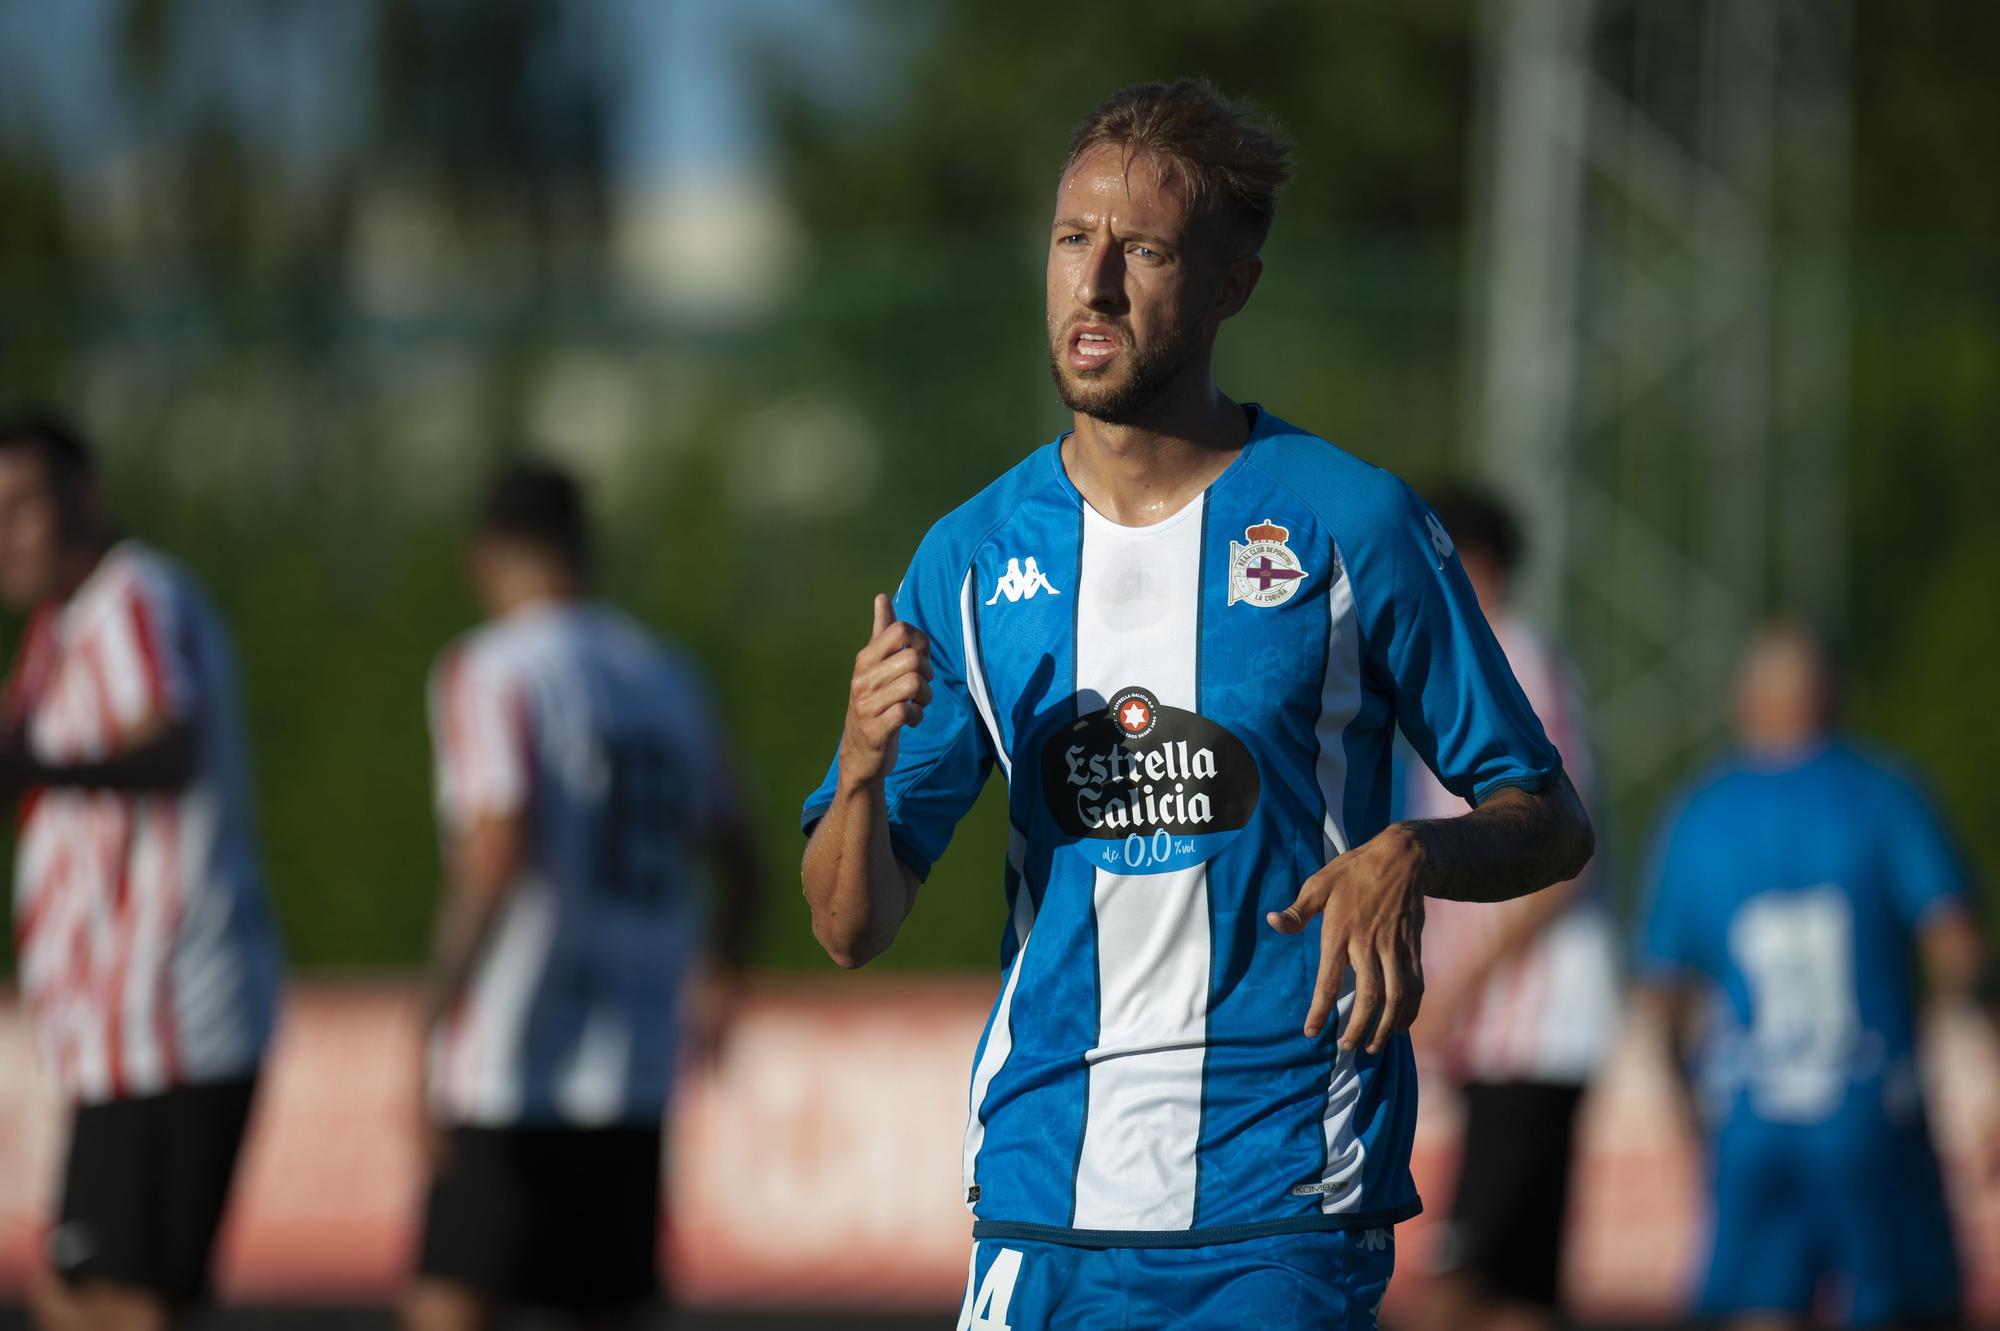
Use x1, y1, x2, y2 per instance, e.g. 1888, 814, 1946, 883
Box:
1191, 471, 1347, 1228
966, 487, 1095, 1228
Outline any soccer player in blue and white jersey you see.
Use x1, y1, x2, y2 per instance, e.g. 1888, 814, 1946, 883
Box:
407, 464, 765, 1331
1638, 622, 1997, 1331
800, 82, 1595, 1329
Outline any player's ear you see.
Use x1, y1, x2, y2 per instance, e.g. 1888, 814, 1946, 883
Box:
1213, 255, 1263, 323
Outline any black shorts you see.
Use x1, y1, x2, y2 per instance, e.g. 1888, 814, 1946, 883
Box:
417, 1124, 663, 1311
1435, 1080, 1585, 1309
52, 1075, 260, 1304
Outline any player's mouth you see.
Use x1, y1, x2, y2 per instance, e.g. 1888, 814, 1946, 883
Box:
1065, 324, 1124, 374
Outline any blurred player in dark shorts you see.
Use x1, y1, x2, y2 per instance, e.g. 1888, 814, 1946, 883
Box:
406, 462, 764, 1331
0, 413, 283, 1329
1638, 622, 1999, 1330
1403, 488, 1618, 1331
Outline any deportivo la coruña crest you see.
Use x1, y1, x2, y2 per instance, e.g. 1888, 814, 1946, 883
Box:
1228, 518, 1309, 607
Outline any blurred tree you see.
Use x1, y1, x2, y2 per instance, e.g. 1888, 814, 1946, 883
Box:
0, 0, 1992, 978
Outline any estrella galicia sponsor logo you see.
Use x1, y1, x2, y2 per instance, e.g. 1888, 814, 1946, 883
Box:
1039, 687, 1259, 875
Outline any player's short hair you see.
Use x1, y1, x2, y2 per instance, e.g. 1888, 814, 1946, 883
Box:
478, 461, 591, 573
1426, 484, 1524, 575
1063, 80, 1294, 258
0, 411, 96, 501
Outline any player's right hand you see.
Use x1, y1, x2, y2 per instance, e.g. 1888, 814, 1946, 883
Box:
838, 593, 933, 785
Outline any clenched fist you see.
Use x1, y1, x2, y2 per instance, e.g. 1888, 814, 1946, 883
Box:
839, 594, 934, 786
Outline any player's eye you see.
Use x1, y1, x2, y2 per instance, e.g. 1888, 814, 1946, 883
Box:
1129, 244, 1165, 262
1057, 233, 1088, 248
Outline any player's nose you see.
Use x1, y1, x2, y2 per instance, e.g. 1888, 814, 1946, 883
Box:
1075, 242, 1126, 312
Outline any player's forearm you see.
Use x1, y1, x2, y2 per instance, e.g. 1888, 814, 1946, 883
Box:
1921, 906, 2000, 1029
802, 776, 918, 969
1, 717, 197, 793
422, 816, 525, 1029
1406, 775, 1594, 904
421, 886, 510, 1032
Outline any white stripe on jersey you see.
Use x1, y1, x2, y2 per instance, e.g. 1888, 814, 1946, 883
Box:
1313, 557, 1369, 1212
961, 834, 1033, 1206
960, 571, 1011, 783
1069, 498, 1211, 1231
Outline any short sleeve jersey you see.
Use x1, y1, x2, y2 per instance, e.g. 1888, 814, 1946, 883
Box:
803, 408, 1562, 1246
1638, 739, 1969, 1133
428, 601, 737, 1127
8, 541, 281, 1103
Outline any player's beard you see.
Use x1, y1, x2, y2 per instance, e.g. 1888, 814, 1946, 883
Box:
1047, 316, 1203, 427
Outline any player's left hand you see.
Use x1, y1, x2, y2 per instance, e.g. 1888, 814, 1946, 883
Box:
1267, 824, 1427, 1054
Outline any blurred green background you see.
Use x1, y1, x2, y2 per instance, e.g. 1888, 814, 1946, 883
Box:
1, 0, 1993, 974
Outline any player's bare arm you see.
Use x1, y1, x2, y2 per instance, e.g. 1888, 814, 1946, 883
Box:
1919, 905, 2000, 1178
422, 811, 528, 1032
1269, 775, 1593, 1054
411, 810, 525, 1165
801, 593, 932, 968
0, 712, 196, 794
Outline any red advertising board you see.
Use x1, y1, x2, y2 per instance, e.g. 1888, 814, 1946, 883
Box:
2, 980, 1996, 1318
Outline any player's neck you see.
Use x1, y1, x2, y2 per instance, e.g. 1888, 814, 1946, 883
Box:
50, 535, 113, 606
1740, 721, 1832, 765
1064, 386, 1249, 528
489, 573, 584, 620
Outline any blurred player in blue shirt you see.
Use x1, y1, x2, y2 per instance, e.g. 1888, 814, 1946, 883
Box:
801, 81, 1595, 1330
1637, 621, 1995, 1330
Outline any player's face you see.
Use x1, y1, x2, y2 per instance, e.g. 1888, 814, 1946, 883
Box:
0, 451, 67, 610
1046, 146, 1241, 425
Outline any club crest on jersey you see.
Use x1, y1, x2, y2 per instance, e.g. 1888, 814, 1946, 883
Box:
1228, 518, 1308, 608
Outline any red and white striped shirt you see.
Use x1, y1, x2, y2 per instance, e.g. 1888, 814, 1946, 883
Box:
8, 542, 280, 1103
1411, 614, 1619, 1085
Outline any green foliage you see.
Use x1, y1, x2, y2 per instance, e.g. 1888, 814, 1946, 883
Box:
1, 0, 1994, 982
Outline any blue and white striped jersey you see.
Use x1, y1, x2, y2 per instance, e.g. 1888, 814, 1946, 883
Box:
804, 407, 1563, 1247
428, 602, 736, 1127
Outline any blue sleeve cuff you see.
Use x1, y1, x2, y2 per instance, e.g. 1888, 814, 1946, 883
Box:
1469, 764, 1562, 807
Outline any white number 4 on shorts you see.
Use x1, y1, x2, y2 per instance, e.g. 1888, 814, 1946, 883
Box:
956, 1246, 1024, 1331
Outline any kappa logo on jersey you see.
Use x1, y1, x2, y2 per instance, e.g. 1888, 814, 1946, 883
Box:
1424, 509, 1455, 563
1358, 1227, 1391, 1252
985, 556, 1062, 604
1039, 687, 1259, 875
1228, 518, 1308, 607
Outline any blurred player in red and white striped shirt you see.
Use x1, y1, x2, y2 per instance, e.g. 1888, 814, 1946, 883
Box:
0, 414, 282, 1331
1403, 488, 1619, 1331
406, 463, 764, 1331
